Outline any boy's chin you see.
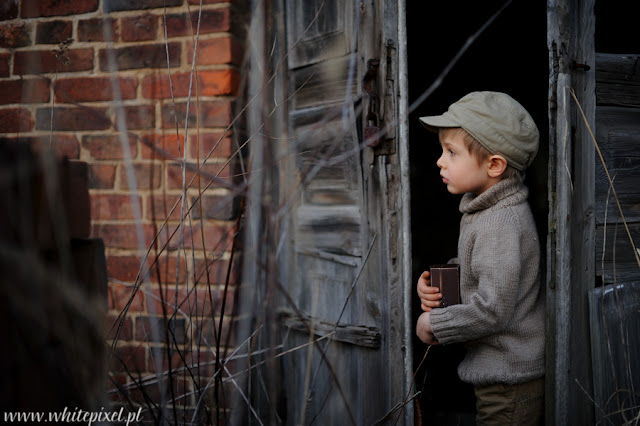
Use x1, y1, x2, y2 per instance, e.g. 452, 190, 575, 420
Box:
446, 186, 462, 195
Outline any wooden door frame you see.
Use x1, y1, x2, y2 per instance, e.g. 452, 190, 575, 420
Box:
547, 0, 596, 424
397, 0, 415, 424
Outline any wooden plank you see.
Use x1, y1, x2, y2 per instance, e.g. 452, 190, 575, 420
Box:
596, 157, 640, 225
66, 161, 91, 239
594, 107, 640, 225
291, 105, 364, 258
292, 57, 358, 109
594, 108, 640, 228
293, 253, 359, 321
588, 282, 640, 425
295, 205, 362, 256
596, 53, 640, 107
285, 0, 352, 69
70, 238, 108, 301
280, 328, 359, 425
595, 223, 640, 285
279, 308, 381, 348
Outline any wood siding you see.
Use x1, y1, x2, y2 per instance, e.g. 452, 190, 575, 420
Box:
589, 52, 640, 424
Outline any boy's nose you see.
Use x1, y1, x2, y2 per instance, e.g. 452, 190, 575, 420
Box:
436, 155, 444, 169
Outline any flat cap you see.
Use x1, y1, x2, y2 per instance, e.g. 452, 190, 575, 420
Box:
420, 91, 539, 171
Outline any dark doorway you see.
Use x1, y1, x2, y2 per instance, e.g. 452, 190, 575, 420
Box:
407, 1, 548, 423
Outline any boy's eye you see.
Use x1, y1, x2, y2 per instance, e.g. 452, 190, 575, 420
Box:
448, 149, 455, 155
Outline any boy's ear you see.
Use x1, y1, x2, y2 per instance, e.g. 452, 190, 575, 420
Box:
487, 155, 508, 178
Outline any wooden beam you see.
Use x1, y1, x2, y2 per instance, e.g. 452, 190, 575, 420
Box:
547, 0, 596, 424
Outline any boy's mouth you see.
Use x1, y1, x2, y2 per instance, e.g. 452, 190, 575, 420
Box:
441, 175, 449, 184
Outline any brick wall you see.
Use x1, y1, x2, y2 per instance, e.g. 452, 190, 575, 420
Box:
1, 0, 246, 420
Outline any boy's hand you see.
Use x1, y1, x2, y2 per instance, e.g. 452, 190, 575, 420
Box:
416, 312, 439, 345
417, 271, 442, 312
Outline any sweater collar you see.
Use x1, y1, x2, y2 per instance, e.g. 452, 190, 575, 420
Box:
459, 175, 528, 214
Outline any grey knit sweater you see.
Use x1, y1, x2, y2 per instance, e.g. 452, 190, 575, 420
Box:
429, 175, 545, 385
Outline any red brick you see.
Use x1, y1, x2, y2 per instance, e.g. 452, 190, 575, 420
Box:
105, 0, 182, 13
135, 316, 187, 344
109, 283, 146, 312
143, 254, 187, 284
160, 221, 235, 252
35, 106, 110, 131
166, 161, 232, 190
88, 164, 116, 189
119, 105, 155, 130
1, 1, 19, 21
190, 132, 233, 158
188, 37, 243, 66
82, 134, 137, 160
19, 135, 80, 159
142, 69, 238, 99
77, 17, 117, 42
200, 69, 239, 96
110, 344, 146, 373
147, 194, 184, 222
0, 78, 50, 105
35, 20, 72, 44
107, 255, 144, 283
140, 133, 184, 160
0, 22, 31, 48
140, 72, 185, 100
0, 108, 33, 133
108, 254, 193, 287
13, 48, 94, 75
21, 0, 99, 18
121, 14, 157, 42
161, 101, 231, 129
106, 312, 133, 341
0, 52, 9, 77
98, 43, 181, 72
92, 223, 156, 249
119, 163, 163, 190
91, 193, 143, 220
165, 9, 230, 38
55, 76, 137, 103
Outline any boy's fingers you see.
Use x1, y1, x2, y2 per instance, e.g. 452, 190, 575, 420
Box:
418, 288, 441, 299
420, 299, 441, 309
418, 271, 430, 284
417, 282, 437, 293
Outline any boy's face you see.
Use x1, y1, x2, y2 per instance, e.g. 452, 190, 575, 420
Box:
436, 130, 493, 195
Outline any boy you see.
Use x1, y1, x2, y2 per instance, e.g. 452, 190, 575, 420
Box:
416, 91, 545, 425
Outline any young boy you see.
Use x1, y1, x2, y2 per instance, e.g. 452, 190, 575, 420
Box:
416, 91, 545, 425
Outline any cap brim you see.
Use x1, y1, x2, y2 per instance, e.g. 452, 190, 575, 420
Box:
419, 114, 459, 133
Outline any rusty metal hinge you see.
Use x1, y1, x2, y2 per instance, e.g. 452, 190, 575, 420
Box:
362, 40, 397, 154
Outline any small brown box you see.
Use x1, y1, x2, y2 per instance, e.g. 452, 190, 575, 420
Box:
430, 264, 460, 307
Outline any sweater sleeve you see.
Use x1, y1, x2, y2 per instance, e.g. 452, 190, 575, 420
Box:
430, 214, 522, 344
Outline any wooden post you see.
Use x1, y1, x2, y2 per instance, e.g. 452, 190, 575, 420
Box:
547, 0, 596, 424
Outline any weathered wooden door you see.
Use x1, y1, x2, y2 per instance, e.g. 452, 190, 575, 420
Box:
259, 0, 413, 424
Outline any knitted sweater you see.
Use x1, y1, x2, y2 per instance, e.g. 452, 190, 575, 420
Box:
429, 175, 545, 385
